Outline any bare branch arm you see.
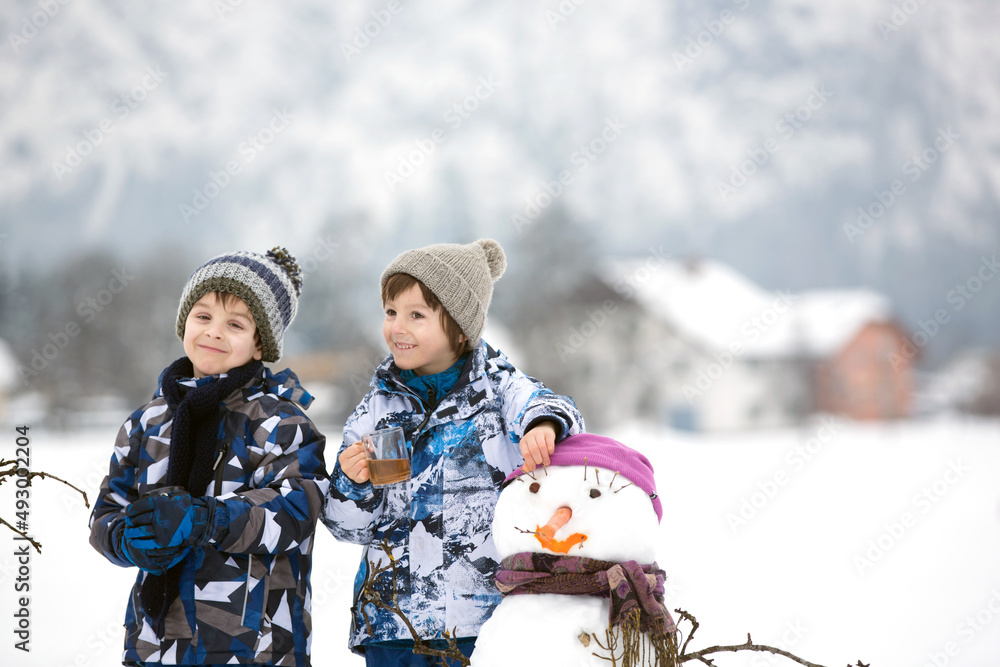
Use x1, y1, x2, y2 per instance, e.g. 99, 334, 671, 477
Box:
0, 516, 42, 553
675, 609, 866, 667
0, 458, 90, 552
25, 469, 90, 508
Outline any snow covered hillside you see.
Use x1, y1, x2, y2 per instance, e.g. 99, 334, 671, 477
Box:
3, 1, 999, 329
1, 417, 997, 666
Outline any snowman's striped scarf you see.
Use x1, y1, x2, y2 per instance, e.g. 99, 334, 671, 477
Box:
496, 552, 678, 665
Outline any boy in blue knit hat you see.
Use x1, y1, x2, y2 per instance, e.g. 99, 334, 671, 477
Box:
89, 248, 329, 667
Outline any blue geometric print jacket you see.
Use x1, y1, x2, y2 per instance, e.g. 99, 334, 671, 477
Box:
321, 342, 584, 653
89, 365, 329, 666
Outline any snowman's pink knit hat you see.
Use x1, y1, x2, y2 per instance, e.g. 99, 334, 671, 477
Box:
505, 433, 663, 523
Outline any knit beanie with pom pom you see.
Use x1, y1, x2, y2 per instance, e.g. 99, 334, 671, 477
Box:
176, 247, 304, 363
380, 238, 507, 349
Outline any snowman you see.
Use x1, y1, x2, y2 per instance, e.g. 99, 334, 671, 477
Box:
471, 434, 678, 667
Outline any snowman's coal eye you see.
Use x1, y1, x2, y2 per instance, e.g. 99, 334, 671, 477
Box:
529, 482, 540, 493
589, 489, 602, 499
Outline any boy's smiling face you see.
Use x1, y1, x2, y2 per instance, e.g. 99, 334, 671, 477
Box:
183, 292, 262, 377
383, 283, 465, 376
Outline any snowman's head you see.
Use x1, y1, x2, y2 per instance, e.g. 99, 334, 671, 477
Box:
493, 434, 661, 563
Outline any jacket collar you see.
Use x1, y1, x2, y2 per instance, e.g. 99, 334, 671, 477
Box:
374, 341, 498, 423
153, 364, 314, 409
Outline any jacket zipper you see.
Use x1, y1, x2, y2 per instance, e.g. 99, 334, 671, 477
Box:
242, 554, 253, 625
415, 387, 437, 430
410, 386, 439, 449
212, 442, 229, 496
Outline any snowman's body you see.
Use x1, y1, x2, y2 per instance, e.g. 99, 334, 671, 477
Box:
476, 594, 611, 664
471, 464, 664, 667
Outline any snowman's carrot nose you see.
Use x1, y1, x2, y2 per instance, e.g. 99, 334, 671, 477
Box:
538, 506, 573, 539
534, 506, 586, 553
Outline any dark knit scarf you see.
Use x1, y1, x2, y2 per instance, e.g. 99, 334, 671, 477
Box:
496, 552, 679, 666
139, 356, 264, 636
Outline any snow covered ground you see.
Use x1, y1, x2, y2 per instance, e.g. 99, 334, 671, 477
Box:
1, 416, 998, 666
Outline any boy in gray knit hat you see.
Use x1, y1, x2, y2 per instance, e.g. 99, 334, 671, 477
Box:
89, 247, 328, 667
322, 238, 585, 664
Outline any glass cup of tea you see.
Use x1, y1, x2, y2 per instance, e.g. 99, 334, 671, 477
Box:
362, 426, 411, 487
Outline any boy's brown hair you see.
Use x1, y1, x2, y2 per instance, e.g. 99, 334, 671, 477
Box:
213, 291, 262, 349
382, 274, 467, 355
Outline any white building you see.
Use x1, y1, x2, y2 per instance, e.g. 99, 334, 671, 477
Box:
0, 338, 18, 425
536, 257, 908, 431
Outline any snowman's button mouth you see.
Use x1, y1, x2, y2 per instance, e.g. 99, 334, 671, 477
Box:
535, 530, 588, 554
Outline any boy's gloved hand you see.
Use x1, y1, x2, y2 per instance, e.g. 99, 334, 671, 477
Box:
117, 524, 190, 574
125, 491, 219, 549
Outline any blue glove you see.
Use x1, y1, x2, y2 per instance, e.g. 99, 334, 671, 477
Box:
117, 523, 190, 574
125, 490, 219, 549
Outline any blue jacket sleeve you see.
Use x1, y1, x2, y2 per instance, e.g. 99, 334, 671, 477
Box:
88, 410, 145, 568
498, 362, 585, 444
321, 389, 386, 545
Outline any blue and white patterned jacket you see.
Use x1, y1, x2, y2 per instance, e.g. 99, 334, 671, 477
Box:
321, 342, 585, 653
89, 366, 329, 666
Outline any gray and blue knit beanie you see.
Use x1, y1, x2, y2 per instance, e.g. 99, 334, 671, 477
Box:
176, 247, 303, 362
380, 239, 507, 349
